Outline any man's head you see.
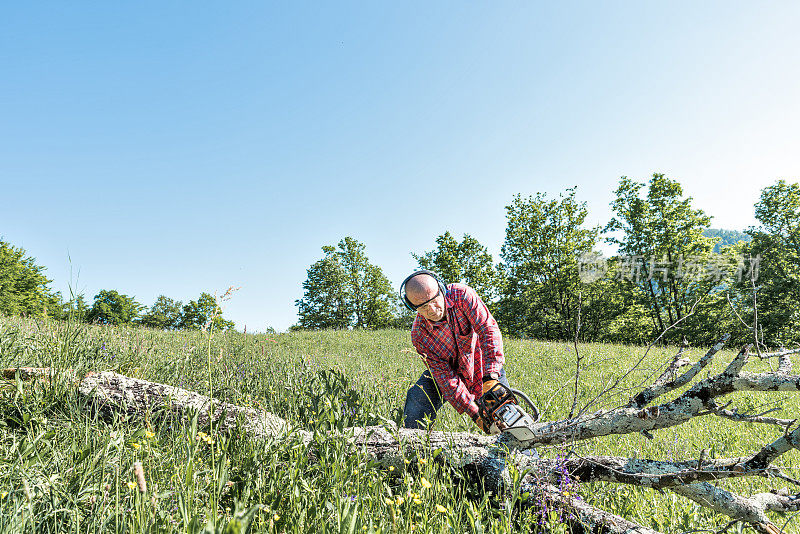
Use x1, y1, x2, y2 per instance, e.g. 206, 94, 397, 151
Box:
404, 272, 446, 322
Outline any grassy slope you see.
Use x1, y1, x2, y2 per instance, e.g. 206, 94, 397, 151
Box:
1, 315, 797, 533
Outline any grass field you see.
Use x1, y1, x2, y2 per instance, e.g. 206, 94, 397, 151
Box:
1, 315, 798, 533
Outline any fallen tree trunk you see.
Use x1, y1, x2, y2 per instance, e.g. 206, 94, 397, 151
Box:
5, 366, 658, 533
4, 336, 800, 533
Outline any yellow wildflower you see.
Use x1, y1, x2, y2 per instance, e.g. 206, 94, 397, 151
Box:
126, 481, 136, 490
273, 513, 280, 521
131, 442, 141, 450
418, 458, 427, 465
436, 504, 447, 513
0, 491, 7, 499
404, 459, 410, 465
395, 496, 404, 506
145, 430, 155, 439
413, 498, 422, 505
384, 498, 394, 506
420, 477, 432, 489
388, 466, 394, 472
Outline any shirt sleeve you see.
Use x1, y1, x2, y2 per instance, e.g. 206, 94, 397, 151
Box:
460, 286, 504, 376
411, 322, 480, 419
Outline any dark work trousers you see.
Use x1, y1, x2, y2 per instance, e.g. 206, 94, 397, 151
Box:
403, 367, 510, 429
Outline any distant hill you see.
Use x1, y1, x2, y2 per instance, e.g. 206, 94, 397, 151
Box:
703, 228, 752, 253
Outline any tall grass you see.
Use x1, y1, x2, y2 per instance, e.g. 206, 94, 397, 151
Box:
0, 314, 798, 533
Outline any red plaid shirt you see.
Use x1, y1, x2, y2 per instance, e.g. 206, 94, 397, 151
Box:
410, 283, 504, 420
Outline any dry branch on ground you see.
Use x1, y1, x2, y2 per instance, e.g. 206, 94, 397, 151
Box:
4, 338, 800, 533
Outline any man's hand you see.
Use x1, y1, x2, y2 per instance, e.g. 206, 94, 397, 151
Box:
476, 376, 502, 435
473, 413, 490, 434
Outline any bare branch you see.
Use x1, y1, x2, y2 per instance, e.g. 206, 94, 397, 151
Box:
579, 299, 703, 417
760, 348, 800, 374
524, 346, 800, 447
523, 479, 663, 534
542, 455, 778, 490
711, 406, 795, 428
671, 483, 780, 534
757, 348, 800, 361
653, 339, 692, 387
772, 471, 800, 488
722, 345, 751, 376
752, 490, 800, 514
743, 425, 800, 470
626, 337, 705, 409
778, 353, 794, 374
726, 290, 751, 331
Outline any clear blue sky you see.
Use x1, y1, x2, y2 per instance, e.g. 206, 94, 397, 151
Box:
2, 2, 799, 331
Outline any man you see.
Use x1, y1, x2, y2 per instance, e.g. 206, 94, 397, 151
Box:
400, 270, 511, 433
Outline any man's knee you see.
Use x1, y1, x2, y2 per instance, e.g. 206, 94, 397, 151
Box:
403, 410, 434, 429
403, 373, 441, 429
403, 393, 436, 429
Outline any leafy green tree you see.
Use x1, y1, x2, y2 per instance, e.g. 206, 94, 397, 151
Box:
296, 237, 395, 329
0, 239, 62, 318
736, 180, 800, 345
497, 187, 599, 339
179, 292, 234, 331
295, 245, 351, 329
703, 228, 751, 253
577, 258, 651, 344
605, 174, 719, 341
140, 295, 184, 330
86, 289, 144, 325
412, 231, 503, 305
338, 237, 395, 328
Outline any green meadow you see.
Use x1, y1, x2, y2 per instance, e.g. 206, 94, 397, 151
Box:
1, 315, 797, 533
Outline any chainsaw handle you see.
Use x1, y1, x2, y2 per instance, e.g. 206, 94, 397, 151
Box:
510, 388, 540, 422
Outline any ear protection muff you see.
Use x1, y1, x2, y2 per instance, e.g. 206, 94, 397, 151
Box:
399, 269, 447, 311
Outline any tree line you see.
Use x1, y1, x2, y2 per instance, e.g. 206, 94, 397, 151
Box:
2, 173, 796, 344
295, 174, 800, 347
0, 243, 234, 330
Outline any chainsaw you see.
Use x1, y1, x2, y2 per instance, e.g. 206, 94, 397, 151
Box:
477, 382, 540, 447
